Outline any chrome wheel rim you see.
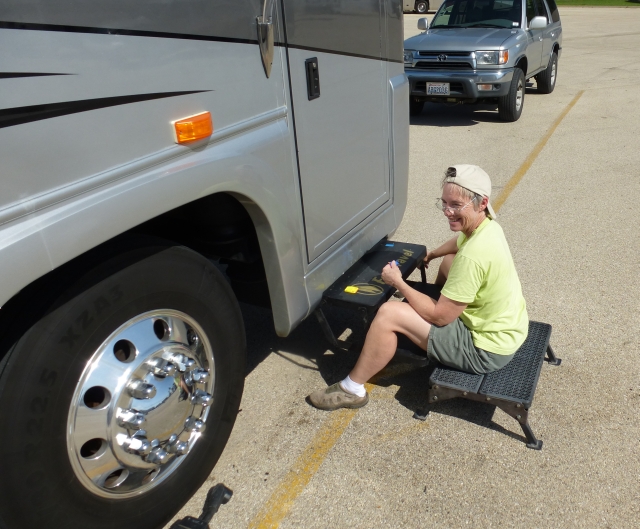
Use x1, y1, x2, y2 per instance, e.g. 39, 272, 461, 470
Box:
550, 60, 557, 86
515, 78, 524, 113
67, 310, 215, 499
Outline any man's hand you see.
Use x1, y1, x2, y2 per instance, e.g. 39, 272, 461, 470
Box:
381, 260, 403, 288
423, 251, 436, 269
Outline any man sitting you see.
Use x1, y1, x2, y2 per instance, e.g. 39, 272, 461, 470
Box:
309, 165, 529, 410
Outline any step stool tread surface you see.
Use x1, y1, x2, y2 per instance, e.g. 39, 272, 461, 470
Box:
478, 321, 552, 406
430, 367, 483, 393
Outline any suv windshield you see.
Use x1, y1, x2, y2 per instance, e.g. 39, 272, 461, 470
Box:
430, 0, 523, 29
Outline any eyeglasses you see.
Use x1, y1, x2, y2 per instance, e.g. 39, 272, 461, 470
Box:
435, 198, 474, 214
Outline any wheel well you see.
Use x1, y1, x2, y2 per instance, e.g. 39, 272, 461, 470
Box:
133, 193, 262, 265
0, 193, 272, 366
553, 43, 560, 55
131, 193, 271, 308
515, 57, 527, 76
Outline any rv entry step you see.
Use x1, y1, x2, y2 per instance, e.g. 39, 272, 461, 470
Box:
315, 240, 426, 350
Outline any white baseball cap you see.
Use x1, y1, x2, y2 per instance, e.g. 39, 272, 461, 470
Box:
445, 164, 497, 219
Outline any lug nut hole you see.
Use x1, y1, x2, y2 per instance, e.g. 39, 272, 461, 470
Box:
104, 468, 129, 489
83, 386, 111, 409
142, 468, 160, 485
80, 438, 107, 459
113, 340, 136, 363
153, 319, 170, 341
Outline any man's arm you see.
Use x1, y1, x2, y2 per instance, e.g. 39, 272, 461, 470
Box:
424, 236, 459, 267
382, 262, 467, 326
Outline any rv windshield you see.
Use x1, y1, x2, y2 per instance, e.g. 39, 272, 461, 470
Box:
430, 0, 523, 29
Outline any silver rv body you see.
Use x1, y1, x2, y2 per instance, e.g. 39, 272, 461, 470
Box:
0, 1, 408, 528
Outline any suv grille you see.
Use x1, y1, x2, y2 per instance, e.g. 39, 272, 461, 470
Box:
414, 51, 474, 70
417, 51, 471, 57
414, 62, 473, 70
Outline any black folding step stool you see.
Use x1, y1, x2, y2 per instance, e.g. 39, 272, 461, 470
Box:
415, 321, 561, 449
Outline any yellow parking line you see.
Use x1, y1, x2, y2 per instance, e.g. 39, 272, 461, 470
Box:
493, 90, 584, 212
248, 91, 585, 528
248, 381, 374, 529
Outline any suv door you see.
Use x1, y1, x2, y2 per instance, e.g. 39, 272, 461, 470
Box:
540, 0, 561, 67
525, 0, 544, 73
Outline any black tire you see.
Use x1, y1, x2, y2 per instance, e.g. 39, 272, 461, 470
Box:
536, 52, 558, 94
410, 98, 425, 116
0, 238, 245, 529
415, 1, 429, 14
498, 68, 525, 122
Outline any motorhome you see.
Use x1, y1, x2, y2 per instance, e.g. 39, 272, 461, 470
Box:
0, 1, 409, 527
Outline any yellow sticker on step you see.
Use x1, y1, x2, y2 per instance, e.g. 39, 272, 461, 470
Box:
344, 286, 359, 294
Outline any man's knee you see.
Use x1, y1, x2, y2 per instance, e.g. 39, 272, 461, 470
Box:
374, 301, 413, 329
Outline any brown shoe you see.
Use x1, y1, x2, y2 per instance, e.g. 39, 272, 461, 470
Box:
308, 382, 369, 411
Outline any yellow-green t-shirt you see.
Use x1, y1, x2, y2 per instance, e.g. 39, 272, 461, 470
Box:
440, 218, 528, 355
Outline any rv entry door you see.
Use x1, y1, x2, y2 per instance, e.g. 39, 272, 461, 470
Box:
283, 0, 391, 262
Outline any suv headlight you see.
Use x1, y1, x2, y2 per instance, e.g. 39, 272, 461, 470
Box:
476, 50, 509, 65
404, 50, 415, 65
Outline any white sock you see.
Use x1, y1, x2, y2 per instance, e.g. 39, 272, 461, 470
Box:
340, 375, 366, 397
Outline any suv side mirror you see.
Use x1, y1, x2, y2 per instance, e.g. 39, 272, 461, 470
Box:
417, 18, 429, 31
529, 16, 548, 30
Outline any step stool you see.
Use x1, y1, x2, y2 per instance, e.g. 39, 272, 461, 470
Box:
414, 321, 561, 449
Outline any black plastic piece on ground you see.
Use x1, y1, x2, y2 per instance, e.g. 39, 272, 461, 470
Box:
200, 484, 233, 523
170, 517, 209, 529
170, 484, 233, 529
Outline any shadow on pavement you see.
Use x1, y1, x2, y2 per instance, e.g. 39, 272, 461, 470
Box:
390, 367, 527, 444
240, 301, 526, 444
239, 302, 364, 379
410, 85, 541, 127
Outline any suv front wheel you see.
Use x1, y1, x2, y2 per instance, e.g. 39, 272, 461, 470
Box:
498, 68, 525, 122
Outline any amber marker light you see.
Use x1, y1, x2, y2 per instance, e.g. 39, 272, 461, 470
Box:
172, 111, 213, 144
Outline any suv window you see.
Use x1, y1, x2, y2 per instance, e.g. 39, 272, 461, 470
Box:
525, 0, 535, 24
431, 0, 522, 29
544, 0, 560, 23
533, 0, 547, 20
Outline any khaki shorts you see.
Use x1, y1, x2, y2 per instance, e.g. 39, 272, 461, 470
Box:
427, 317, 514, 375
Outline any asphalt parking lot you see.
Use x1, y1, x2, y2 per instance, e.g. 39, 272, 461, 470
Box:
169, 8, 640, 528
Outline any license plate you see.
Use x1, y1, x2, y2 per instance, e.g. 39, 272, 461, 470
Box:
427, 82, 450, 96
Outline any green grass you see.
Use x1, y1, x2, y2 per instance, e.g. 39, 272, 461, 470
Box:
556, 0, 639, 6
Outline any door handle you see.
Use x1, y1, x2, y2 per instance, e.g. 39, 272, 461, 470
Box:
305, 58, 320, 100
257, 0, 276, 78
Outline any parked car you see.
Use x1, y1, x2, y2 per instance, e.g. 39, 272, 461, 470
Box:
404, 0, 562, 121
403, 0, 445, 14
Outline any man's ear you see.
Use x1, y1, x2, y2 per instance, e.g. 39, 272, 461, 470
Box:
479, 196, 489, 212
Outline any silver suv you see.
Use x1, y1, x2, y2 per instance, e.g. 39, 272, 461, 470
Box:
404, 0, 562, 121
